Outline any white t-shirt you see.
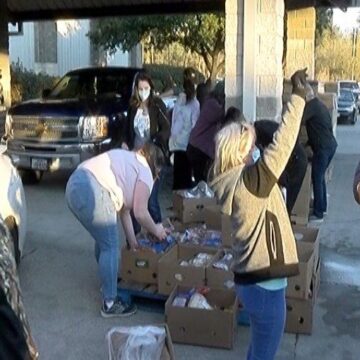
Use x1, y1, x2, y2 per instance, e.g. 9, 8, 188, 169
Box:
134, 107, 151, 149
79, 149, 153, 211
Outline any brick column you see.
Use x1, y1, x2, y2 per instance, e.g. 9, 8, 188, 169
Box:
285, 7, 316, 79
225, 0, 257, 121
0, 2, 10, 108
256, 0, 285, 122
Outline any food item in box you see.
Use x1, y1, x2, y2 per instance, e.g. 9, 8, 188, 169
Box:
177, 181, 214, 199
136, 233, 176, 254
175, 224, 222, 248
180, 253, 214, 267
188, 292, 213, 310
212, 253, 234, 271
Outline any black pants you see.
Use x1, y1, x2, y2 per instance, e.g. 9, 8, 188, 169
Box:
172, 151, 193, 190
186, 144, 212, 185
286, 145, 308, 214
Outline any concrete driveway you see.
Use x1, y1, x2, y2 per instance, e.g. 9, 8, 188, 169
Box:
18, 122, 360, 360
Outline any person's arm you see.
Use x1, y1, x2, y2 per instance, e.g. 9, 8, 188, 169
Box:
353, 160, 360, 204
119, 209, 138, 250
133, 180, 167, 240
243, 95, 305, 197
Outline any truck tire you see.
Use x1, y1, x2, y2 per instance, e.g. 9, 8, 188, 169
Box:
19, 169, 44, 184
4, 216, 20, 265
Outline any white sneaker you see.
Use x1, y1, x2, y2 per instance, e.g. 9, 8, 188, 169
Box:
309, 215, 324, 224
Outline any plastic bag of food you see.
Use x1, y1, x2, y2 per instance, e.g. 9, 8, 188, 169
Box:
177, 181, 214, 199
107, 325, 166, 360
188, 292, 213, 310
189, 253, 214, 267
212, 253, 234, 271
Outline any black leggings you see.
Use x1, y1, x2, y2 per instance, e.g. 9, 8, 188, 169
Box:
186, 144, 212, 185
172, 151, 193, 190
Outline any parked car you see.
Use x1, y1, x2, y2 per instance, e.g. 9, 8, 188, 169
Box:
337, 89, 358, 125
0, 148, 27, 264
3, 66, 141, 183
339, 80, 360, 110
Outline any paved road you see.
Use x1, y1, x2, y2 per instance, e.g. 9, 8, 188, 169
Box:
17, 122, 360, 359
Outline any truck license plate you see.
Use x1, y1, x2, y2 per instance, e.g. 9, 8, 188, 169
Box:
31, 158, 48, 170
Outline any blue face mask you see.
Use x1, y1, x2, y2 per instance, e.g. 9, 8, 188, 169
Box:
252, 147, 261, 163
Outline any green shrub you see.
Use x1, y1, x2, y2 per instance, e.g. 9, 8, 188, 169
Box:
10, 62, 59, 104
144, 64, 205, 93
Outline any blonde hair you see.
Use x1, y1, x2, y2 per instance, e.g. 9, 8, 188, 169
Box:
213, 121, 256, 177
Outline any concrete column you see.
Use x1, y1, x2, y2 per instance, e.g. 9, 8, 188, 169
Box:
285, 7, 316, 79
0, 1, 11, 108
129, 44, 143, 68
255, 0, 285, 121
225, 0, 257, 122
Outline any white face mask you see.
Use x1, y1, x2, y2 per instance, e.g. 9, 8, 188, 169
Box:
139, 88, 151, 102
252, 147, 261, 163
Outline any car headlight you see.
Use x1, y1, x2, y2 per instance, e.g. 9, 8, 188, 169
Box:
80, 115, 108, 140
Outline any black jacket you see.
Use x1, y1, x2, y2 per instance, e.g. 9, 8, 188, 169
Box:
125, 96, 170, 153
302, 97, 337, 151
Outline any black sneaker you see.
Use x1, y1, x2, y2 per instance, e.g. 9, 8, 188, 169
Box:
100, 299, 137, 318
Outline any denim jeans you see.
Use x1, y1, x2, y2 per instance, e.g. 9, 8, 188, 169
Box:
237, 285, 286, 360
311, 146, 336, 218
132, 169, 164, 234
65, 169, 120, 302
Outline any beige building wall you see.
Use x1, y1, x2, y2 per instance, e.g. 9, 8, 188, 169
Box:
285, 7, 316, 79
255, 0, 285, 121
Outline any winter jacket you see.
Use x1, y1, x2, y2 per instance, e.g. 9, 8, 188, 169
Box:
169, 93, 200, 152
210, 95, 305, 284
125, 96, 170, 153
188, 97, 224, 159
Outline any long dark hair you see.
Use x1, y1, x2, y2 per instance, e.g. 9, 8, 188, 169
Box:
139, 142, 166, 179
130, 71, 155, 108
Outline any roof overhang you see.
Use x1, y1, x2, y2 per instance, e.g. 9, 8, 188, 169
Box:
3, 0, 357, 22
5, 0, 224, 22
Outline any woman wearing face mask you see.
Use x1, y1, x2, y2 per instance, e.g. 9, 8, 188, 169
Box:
210, 69, 309, 360
123, 72, 170, 226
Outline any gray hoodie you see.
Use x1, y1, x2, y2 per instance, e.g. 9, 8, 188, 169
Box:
210, 95, 305, 284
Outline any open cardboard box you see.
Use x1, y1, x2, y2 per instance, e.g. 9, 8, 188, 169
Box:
107, 323, 176, 360
165, 286, 238, 349
173, 192, 217, 223
285, 257, 321, 335
204, 205, 234, 248
120, 244, 173, 285
292, 225, 320, 273
158, 244, 218, 295
286, 241, 315, 299
206, 249, 234, 289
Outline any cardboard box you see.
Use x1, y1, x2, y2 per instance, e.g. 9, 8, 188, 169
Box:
206, 250, 234, 289
204, 205, 234, 248
173, 192, 217, 223
120, 246, 170, 285
165, 286, 238, 349
107, 323, 176, 360
285, 258, 320, 335
286, 241, 314, 299
158, 244, 217, 295
292, 225, 320, 273
291, 164, 312, 226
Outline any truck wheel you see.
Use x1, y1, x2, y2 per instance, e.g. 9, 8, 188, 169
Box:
19, 169, 44, 184
4, 216, 20, 265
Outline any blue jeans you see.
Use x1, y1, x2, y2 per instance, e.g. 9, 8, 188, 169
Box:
311, 146, 336, 218
237, 285, 286, 360
132, 169, 164, 234
65, 169, 120, 302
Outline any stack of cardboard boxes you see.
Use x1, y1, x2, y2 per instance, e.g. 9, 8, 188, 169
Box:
285, 225, 320, 334
119, 185, 322, 349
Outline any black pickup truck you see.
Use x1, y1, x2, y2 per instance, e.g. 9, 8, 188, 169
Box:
3, 66, 141, 182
